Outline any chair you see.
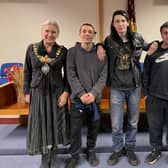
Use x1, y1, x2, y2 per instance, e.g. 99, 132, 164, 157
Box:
0, 78, 8, 85
0, 62, 23, 77
0, 62, 23, 85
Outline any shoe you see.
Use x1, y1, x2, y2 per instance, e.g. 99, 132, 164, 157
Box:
107, 149, 123, 166
126, 150, 139, 166
65, 155, 79, 168
145, 149, 161, 165
87, 150, 99, 167
40, 154, 50, 168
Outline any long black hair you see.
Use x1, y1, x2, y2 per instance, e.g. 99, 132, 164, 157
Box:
110, 10, 134, 47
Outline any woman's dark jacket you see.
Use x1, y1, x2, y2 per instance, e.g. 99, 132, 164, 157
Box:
23, 40, 69, 94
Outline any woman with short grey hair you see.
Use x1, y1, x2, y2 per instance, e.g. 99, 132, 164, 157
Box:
23, 20, 70, 168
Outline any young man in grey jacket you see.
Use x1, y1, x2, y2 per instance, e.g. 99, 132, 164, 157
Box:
65, 23, 107, 168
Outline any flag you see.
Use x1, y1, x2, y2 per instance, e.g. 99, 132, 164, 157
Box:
128, 0, 137, 32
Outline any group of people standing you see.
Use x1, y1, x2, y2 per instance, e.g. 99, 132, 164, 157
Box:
23, 9, 168, 168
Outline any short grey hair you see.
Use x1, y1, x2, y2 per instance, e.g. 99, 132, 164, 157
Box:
41, 20, 60, 35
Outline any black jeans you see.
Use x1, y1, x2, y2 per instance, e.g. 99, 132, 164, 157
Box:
146, 96, 168, 150
69, 103, 100, 156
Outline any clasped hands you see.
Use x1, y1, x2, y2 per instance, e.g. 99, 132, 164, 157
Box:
80, 93, 95, 105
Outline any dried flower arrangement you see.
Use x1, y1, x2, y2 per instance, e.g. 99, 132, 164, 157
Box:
4, 64, 24, 104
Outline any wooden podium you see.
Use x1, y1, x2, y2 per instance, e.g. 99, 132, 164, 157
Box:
0, 82, 28, 124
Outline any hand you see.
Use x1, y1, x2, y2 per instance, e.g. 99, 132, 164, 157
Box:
144, 96, 147, 100
80, 93, 89, 104
58, 91, 69, 107
147, 41, 158, 55
85, 92, 95, 104
25, 94, 30, 104
97, 45, 106, 61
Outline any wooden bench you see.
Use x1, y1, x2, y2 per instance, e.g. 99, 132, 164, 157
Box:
0, 103, 28, 115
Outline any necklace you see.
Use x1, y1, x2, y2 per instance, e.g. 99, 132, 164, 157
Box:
33, 43, 63, 63
33, 43, 63, 75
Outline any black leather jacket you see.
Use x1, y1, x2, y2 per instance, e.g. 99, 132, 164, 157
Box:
104, 32, 148, 88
